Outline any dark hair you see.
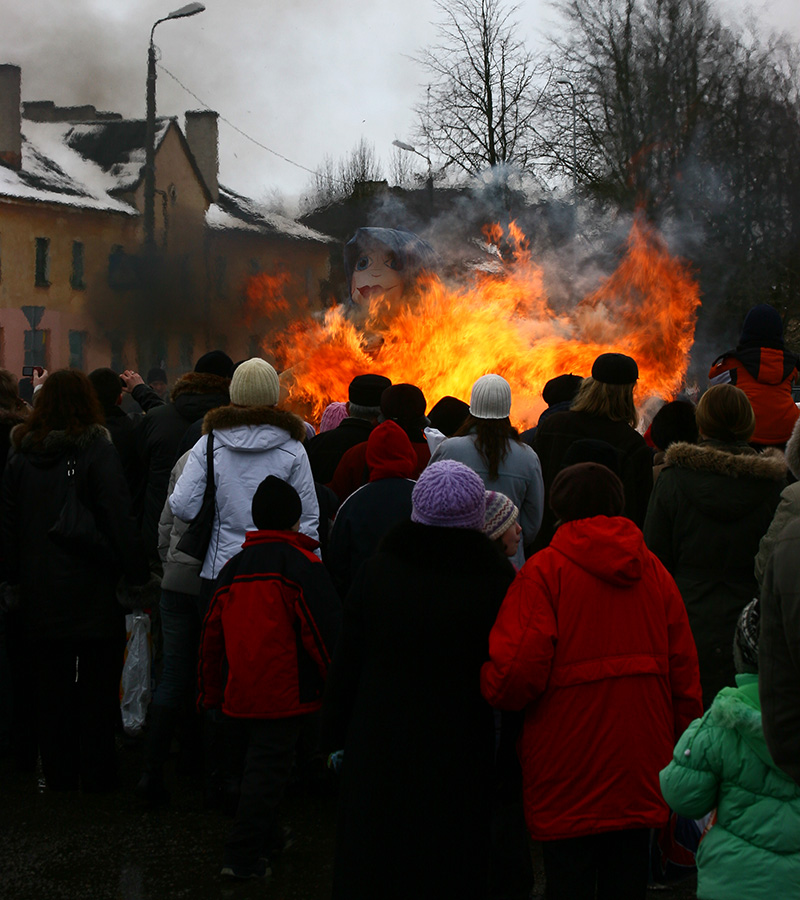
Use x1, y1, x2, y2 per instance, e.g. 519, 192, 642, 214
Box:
454, 414, 521, 480
650, 400, 698, 451
88, 367, 123, 409
0, 368, 24, 412
15, 369, 105, 444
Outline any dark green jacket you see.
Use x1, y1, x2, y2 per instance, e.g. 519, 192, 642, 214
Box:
643, 440, 785, 707
660, 674, 800, 899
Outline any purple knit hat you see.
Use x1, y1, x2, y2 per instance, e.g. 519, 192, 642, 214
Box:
320, 401, 348, 432
411, 460, 486, 530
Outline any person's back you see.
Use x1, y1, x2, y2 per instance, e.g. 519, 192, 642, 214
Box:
661, 601, 800, 900
482, 462, 702, 899
325, 420, 416, 597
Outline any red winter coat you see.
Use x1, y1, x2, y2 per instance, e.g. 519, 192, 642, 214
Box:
481, 516, 702, 841
709, 346, 799, 446
198, 530, 341, 718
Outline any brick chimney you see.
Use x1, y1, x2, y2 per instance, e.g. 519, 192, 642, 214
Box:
0, 64, 22, 171
185, 109, 219, 203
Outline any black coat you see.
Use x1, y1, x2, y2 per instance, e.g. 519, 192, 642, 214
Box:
324, 477, 414, 598
305, 417, 373, 483
1, 424, 150, 641
320, 521, 515, 900
533, 409, 654, 548
134, 372, 230, 557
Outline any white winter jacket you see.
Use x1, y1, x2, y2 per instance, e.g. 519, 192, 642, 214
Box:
169, 405, 319, 580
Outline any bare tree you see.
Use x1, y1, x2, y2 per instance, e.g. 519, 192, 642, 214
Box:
301, 138, 384, 212
541, 0, 800, 323
415, 0, 546, 178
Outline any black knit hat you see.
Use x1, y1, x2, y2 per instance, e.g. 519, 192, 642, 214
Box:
194, 350, 234, 378
550, 462, 625, 523
381, 384, 426, 421
591, 353, 638, 385
542, 373, 583, 406
428, 396, 470, 436
349, 374, 392, 407
650, 400, 698, 452
251, 476, 302, 531
739, 304, 783, 348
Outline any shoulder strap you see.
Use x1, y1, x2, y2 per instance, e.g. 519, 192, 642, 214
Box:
205, 431, 215, 496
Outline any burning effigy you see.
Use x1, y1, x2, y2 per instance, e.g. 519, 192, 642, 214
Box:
245, 215, 701, 429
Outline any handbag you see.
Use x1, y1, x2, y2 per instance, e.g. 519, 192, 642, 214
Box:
176, 431, 215, 561
48, 455, 113, 558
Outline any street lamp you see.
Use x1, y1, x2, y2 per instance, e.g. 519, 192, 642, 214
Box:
392, 139, 434, 217
144, 2, 205, 251
556, 78, 577, 197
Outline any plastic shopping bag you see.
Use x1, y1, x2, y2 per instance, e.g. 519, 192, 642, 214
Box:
120, 611, 152, 737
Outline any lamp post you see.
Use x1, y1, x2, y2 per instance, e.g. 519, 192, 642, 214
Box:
144, 2, 205, 251
392, 139, 434, 218
556, 78, 577, 197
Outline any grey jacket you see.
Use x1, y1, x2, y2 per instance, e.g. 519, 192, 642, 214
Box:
430, 433, 544, 569
158, 451, 202, 596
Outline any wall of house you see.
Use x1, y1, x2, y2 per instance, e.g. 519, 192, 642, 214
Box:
0, 198, 139, 375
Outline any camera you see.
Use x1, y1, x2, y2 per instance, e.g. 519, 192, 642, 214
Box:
22, 366, 43, 378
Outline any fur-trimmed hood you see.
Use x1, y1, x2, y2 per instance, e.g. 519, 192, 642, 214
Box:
664, 440, 787, 481
0, 406, 28, 429
662, 439, 786, 522
170, 371, 231, 402
10, 422, 111, 461
202, 404, 307, 444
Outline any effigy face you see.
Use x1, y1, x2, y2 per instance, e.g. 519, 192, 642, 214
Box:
350, 246, 406, 306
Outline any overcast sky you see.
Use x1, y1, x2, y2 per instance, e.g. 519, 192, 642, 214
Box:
2, 0, 798, 210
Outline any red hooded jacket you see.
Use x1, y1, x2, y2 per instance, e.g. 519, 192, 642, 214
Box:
481, 516, 702, 840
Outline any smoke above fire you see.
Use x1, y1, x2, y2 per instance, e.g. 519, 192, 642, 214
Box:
246, 211, 701, 429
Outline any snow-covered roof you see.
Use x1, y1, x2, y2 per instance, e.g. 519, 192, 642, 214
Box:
0, 118, 150, 214
208, 186, 335, 244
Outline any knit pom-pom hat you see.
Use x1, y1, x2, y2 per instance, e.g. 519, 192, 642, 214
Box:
469, 374, 512, 419
229, 358, 280, 407
483, 491, 519, 540
411, 460, 486, 530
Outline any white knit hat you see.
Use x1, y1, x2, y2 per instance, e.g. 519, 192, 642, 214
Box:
229, 358, 280, 407
469, 374, 512, 419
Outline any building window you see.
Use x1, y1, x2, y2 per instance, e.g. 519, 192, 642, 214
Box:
69, 331, 87, 369
110, 332, 125, 373
35, 238, 50, 287
179, 334, 194, 372
24, 328, 48, 368
71, 241, 86, 290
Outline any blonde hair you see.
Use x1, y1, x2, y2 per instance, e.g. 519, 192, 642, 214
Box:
696, 384, 755, 442
570, 377, 638, 428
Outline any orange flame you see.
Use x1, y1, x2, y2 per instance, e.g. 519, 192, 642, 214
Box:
251, 214, 700, 428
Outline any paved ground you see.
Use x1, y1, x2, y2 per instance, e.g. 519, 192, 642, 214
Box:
0, 737, 699, 900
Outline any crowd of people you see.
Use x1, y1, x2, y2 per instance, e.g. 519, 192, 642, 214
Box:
1, 301, 799, 899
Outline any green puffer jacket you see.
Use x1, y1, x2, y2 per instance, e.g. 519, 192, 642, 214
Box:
660, 674, 800, 899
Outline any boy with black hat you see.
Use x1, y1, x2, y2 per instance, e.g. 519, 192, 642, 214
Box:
198, 476, 341, 880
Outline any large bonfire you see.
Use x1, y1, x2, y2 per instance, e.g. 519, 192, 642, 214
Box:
244, 215, 701, 429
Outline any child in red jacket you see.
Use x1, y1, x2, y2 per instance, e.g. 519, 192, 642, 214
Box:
198, 476, 341, 880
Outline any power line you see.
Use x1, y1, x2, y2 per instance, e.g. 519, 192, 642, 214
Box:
156, 61, 319, 178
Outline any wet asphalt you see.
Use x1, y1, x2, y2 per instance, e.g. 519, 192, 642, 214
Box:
1, 737, 698, 900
